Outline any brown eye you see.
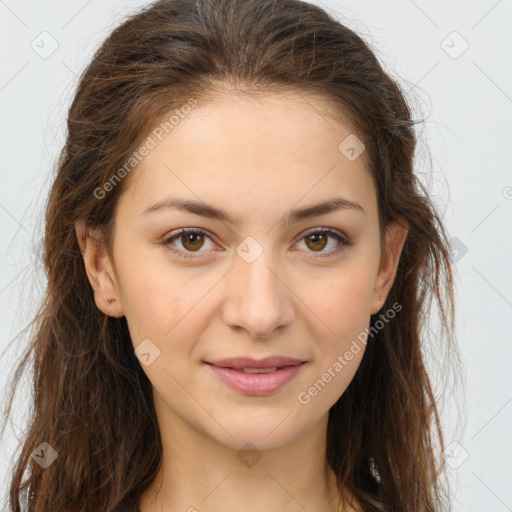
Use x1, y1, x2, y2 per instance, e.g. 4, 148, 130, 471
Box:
162, 228, 216, 258
295, 228, 351, 258
181, 232, 205, 252
304, 233, 328, 252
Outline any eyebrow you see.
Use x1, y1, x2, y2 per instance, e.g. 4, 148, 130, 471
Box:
142, 196, 365, 225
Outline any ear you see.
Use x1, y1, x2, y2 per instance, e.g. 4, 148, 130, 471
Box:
370, 217, 409, 314
74, 219, 124, 318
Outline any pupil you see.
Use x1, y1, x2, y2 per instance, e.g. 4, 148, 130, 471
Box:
183, 233, 203, 250
308, 234, 326, 251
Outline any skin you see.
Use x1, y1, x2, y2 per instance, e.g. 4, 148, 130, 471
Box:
75, 91, 408, 512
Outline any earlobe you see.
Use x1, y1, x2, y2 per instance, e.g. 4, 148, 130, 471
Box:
371, 217, 409, 314
74, 220, 124, 318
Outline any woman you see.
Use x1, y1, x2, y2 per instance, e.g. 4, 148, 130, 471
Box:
2, 0, 457, 510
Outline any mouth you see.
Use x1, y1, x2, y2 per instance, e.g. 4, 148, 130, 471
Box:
204, 355, 306, 370
227, 366, 284, 373
203, 360, 307, 395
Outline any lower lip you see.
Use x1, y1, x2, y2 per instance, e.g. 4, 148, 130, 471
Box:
204, 362, 306, 396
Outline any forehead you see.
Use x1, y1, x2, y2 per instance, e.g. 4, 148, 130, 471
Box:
116, 91, 376, 221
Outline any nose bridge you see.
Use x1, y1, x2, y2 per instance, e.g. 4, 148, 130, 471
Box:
222, 236, 293, 337
239, 245, 278, 298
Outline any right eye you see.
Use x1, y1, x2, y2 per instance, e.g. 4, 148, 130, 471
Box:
162, 228, 218, 258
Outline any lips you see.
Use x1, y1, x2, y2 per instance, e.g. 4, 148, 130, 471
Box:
205, 356, 305, 370
204, 357, 307, 395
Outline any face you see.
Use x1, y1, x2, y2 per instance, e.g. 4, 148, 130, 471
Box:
77, 91, 407, 451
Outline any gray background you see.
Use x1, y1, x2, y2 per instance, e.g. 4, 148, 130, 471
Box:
1, 0, 511, 510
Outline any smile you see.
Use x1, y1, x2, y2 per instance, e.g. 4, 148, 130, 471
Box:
204, 362, 306, 395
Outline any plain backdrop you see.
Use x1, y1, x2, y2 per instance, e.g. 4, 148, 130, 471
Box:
0, 1, 511, 510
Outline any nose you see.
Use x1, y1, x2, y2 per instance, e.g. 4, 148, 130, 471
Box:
220, 248, 294, 338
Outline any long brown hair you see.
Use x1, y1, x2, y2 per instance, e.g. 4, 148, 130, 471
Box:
2, 0, 458, 510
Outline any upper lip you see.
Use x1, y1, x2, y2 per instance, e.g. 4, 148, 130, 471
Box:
205, 356, 306, 369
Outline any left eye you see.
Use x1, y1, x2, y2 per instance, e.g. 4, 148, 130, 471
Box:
295, 228, 350, 256
162, 227, 350, 259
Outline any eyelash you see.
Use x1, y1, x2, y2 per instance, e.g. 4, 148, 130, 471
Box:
162, 227, 352, 260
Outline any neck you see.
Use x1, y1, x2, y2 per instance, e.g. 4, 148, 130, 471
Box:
138, 392, 353, 512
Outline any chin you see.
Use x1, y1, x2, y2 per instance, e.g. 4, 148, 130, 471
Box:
201, 408, 313, 451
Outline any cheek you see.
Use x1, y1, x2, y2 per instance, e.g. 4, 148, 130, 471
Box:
122, 278, 189, 345
114, 250, 179, 346
310, 262, 376, 330
303, 253, 378, 372
299, 275, 374, 411
118, 258, 218, 357
317, 288, 371, 364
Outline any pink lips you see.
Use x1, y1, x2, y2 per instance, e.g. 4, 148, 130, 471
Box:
207, 356, 305, 369
204, 356, 306, 396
